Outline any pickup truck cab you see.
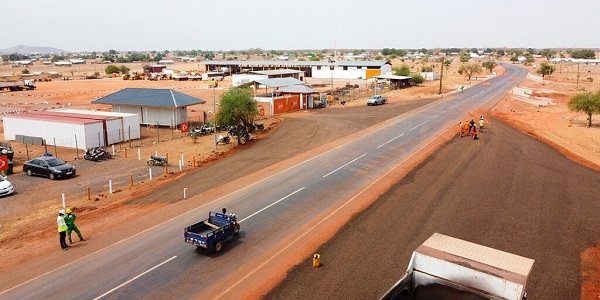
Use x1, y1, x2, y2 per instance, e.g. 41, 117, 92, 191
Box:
184, 211, 240, 252
367, 95, 387, 106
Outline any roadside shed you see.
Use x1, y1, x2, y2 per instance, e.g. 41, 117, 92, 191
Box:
252, 78, 307, 116
91, 88, 206, 127
373, 74, 412, 90
50, 109, 141, 142
3, 113, 105, 150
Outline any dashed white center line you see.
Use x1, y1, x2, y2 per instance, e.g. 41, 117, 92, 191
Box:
322, 153, 367, 178
377, 133, 404, 149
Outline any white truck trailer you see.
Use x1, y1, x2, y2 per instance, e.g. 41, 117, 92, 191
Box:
0, 80, 36, 91
381, 233, 534, 300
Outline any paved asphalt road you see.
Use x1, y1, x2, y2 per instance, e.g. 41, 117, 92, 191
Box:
0, 65, 528, 299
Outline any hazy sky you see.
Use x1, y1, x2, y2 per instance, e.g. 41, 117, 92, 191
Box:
1, 0, 598, 52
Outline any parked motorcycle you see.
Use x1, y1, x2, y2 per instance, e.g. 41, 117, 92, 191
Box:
147, 155, 168, 166
84, 147, 111, 161
227, 125, 249, 144
253, 123, 265, 131
216, 134, 231, 145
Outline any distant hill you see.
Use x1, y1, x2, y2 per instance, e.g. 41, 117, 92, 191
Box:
0, 45, 68, 54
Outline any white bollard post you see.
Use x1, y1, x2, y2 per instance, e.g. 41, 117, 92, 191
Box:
184, 188, 187, 199
138, 148, 141, 160
149, 168, 153, 180
155, 150, 158, 157
109, 180, 113, 194
112, 145, 115, 155
179, 160, 182, 171
181, 154, 184, 166
62, 193, 66, 208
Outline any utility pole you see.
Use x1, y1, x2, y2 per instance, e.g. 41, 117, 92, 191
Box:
438, 58, 444, 95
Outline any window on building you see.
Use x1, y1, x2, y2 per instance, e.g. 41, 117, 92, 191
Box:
357, 66, 362, 69
317, 66, 321, 70
343, 66, 348, 70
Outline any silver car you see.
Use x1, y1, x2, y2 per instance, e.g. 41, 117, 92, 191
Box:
367, 95, 387, 106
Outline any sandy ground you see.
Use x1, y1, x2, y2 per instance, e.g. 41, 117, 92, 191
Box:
1, 58, 600, 298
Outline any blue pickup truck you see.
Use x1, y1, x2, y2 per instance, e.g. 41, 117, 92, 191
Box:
184, 211, 240, 252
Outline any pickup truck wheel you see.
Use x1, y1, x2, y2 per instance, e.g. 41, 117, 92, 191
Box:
214, 241, 223, 253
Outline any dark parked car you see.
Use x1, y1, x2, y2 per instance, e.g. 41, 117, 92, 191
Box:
23, 156, 76, 180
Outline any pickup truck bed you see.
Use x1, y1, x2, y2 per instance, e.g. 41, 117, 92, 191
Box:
184, 211, 240, 252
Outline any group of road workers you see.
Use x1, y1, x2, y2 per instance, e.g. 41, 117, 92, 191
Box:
56, 208, 85, 251
459, 116, 485, 140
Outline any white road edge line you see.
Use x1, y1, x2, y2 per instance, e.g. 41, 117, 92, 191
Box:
238, 187, 305, 223
377, 133, 404, 149
322, 153, 367, 178
93, 255, 177, 300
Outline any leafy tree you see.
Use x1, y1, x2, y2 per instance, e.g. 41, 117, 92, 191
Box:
496, 49, 505, 56
119, 65, 130, 74
510, 56, 518, 63
539, 49, 556, 61
393, 64, 411, 76
309, 56, 321, 61
459, 53, 470, 63
524, 57, 535, 65
21, 69, 30, 74
108, 49, 117, 55
536, 62, 555, 78
104, 65, 120, 74
457, 63, 482, 80
570, 49, 596, 59
411, 73, 424, 85
375, 55, 383, 60
442, 48, 462, 55
421, 65, 433, 72
526, 48, 535, 54
216, 87, 259, 144
481, 60, 497, 73
569, 90, 600, 127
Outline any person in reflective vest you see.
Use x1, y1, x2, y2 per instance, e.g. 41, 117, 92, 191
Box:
57, 210, 68, 251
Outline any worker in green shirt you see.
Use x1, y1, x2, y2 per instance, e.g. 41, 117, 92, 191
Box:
65, 208, 85, 244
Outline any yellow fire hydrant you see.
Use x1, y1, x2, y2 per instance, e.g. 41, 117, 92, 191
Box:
313, 253, 321, 268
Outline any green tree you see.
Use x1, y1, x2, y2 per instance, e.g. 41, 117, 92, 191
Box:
119, 65, 130, 74
525, 57, 535, 65
457, 63, 482, 81
108, 49, 117, 55
393, 64, 411, 76
537, 62, 555, 78
496, 49, 505, 56
104, 65, 120, 75
510, 56, 518, 63
421, 65, 433, 72
21, 69, 30, 74
411, 73, 425, 85
459, 53, 470, 63
570, 49, 595, 59
216, 87, 259, 144
569, 90, 600, 127
481, 60, 497, 73
539, 49, 556, 61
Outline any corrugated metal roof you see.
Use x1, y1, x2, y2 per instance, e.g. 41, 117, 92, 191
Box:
421, 233, 535, 277
251, 69, 304, 76
29, 110, 120, 121
280, 85, 319, 93
202, 60, 389, 67
253, 78, 304, 88
92, 88, 206, 107
6, 113, 103, 124
51, 108, 138, 118
375, 74, 412, 80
